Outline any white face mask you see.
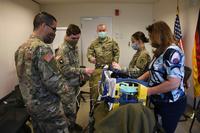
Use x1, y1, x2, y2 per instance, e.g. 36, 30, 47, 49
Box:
131, 43, 139, 50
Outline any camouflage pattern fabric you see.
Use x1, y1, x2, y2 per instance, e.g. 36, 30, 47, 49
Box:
15, 35, 69, 133
128, 48, 151, 78
87, 37, 120, 102
56, 41, 86, 126
87, 37, 120, 67
89, 69, 102, 101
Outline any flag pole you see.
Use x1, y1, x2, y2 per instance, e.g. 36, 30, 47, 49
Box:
177, 0, 179, 15
175, 0, 184, 52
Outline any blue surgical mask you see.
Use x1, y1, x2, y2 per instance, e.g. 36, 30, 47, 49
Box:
131, 43, 139, 50
98, 32, 107, 39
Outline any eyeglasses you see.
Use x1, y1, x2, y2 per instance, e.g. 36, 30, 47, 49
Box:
46, 24, 56, 32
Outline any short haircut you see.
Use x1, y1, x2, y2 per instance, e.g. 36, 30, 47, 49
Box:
66, 24, 81, 36
33, 12, 57, 30
97, 24, 106, 30
97, 24, 106, 28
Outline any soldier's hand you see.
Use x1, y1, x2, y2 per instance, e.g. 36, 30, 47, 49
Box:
84, 68, 95, 76
112, 62, 121, 70
90, 57, 96, 64
64, 84, 69, 93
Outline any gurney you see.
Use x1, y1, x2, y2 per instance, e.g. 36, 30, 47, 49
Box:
98, 66, 149, 111
87, 66, 157, 133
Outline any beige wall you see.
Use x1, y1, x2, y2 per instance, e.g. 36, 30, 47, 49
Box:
153, 0, 200, 105
41, 3, 154, 66
1, 0, 199, 103
0, 0, 40, 98
41, 1, 200, 105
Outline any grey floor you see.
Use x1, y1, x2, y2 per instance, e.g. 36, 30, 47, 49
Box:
77, 83, 200, 133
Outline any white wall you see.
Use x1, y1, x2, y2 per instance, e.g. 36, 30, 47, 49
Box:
153, 0, 200, 105
0, 0, 40, 98
41, 3, 154, 67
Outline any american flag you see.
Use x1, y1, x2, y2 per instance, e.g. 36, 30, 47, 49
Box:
174, 13, 184, 51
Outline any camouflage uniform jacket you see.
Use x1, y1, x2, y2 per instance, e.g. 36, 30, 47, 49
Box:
56, 41, 84, 87
87, 37, 120, 68
15, 35, 68, 119
128, 48, 151, 78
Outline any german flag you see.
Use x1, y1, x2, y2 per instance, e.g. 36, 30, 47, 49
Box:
192, 9, 200, 97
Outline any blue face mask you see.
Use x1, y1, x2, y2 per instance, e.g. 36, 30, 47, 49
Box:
131, 43, 139, 50
98, 32, 107, 39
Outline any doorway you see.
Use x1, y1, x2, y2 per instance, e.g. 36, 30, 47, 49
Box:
51, 27, 67, 55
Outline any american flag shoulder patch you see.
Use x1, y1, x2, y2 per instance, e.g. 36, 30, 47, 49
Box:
43, 52, 53, 62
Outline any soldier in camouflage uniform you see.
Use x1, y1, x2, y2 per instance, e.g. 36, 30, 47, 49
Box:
15, 12, 69, 133
56, 24, 94, 132
128, 31, 151, 78
87, 24, 120, 103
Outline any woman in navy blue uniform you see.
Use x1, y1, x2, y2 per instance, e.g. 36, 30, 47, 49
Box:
138, 21, 186, 133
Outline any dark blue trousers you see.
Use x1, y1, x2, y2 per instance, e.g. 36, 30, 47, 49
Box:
153, 96, 187, 133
